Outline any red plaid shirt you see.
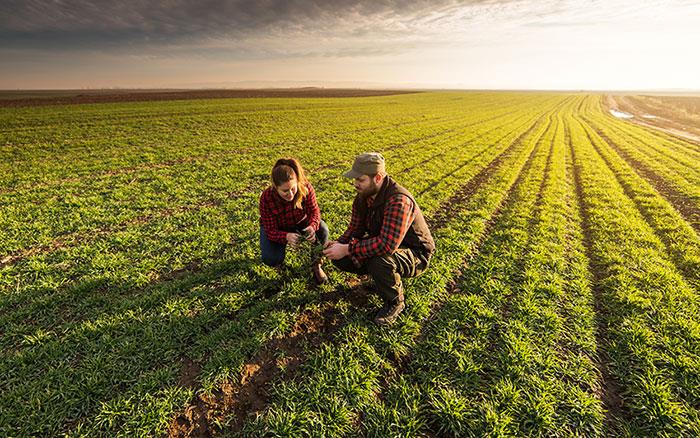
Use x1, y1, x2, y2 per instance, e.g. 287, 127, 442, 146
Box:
338, 193, 416, 266
259, 183, 321, 244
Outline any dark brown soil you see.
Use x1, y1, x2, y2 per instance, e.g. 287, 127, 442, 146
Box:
1, 88, 421, 108
166, 298, 354, 437
178, 357, 203, 389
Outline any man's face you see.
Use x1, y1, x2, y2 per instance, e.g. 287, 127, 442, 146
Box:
353, 174, 381, 198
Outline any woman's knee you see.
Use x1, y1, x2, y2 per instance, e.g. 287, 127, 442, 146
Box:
262, 253, 285, 267
316, 220, 329, 244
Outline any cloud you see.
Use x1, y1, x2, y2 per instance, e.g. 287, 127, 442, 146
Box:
0, 0, 480, 49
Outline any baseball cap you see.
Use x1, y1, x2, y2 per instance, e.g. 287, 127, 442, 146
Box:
343, 152, 386, 178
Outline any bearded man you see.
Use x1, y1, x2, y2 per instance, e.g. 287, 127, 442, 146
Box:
323, 152, 435, 325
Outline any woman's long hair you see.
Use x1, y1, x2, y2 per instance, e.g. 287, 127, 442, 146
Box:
271, 157, 309, 209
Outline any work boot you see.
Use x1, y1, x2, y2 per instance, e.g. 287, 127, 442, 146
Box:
374, 300, 405, 325
311, 258, 328, 285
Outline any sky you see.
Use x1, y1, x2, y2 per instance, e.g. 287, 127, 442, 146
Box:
1, 0, 699, 90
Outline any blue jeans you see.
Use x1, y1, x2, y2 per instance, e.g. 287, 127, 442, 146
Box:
260, 220, 329, 267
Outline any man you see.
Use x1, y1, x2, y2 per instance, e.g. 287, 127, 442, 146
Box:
323, 152, 435, 325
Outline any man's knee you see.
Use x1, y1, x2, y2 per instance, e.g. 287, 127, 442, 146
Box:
365, 255, 396, 276
331, 256, 357, 273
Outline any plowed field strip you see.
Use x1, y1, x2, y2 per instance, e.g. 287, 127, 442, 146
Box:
0, 89, 423, 108
606, 95, 700, 150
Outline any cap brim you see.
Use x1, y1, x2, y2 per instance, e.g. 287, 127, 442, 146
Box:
343, 168, 363, 178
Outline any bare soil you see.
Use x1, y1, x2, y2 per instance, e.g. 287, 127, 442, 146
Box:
606, 95, 700, 146
166, 293, 361, 437
0, 88, 421, 108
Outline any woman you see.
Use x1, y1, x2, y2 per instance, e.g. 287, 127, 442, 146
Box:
259, 157, 329, 284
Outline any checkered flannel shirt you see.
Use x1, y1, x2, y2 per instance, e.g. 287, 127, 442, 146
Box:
338, 193, 416, 266
259, 183, 320, 244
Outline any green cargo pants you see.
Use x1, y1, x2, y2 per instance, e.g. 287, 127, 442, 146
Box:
331, 247, 429, 304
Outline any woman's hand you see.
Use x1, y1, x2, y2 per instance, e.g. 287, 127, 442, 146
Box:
302, 226, 316, 243
286, 232, 301, 247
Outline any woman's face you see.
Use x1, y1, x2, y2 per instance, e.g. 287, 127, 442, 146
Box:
276, 177, 298, 202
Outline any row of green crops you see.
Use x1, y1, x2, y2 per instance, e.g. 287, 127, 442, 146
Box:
579, 99, 700, 232
568, 102, 700, 435
1, 92, 699, 436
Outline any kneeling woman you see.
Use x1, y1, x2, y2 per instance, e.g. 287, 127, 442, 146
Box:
259, 157, 329, 284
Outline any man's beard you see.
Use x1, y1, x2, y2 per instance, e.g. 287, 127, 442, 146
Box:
359, 181, 380, 199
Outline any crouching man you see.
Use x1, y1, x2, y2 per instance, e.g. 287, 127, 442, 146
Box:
323, 152, 435, 325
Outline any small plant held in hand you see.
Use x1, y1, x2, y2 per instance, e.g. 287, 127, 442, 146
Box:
297, 229, 324, 263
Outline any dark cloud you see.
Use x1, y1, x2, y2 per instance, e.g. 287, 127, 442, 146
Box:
0, 0, 482, 51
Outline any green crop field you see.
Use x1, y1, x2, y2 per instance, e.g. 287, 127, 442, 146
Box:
1, 91, 699, 437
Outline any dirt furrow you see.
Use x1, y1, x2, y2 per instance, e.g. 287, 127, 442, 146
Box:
167, 302, 345, 437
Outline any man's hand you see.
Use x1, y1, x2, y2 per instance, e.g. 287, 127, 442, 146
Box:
322, 242, 350, 260
286, 232, 301, 247
323, 240, 337, 249
302, 226, 316, 243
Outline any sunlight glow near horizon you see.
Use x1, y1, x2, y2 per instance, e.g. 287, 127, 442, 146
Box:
1, 0, 699, 90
